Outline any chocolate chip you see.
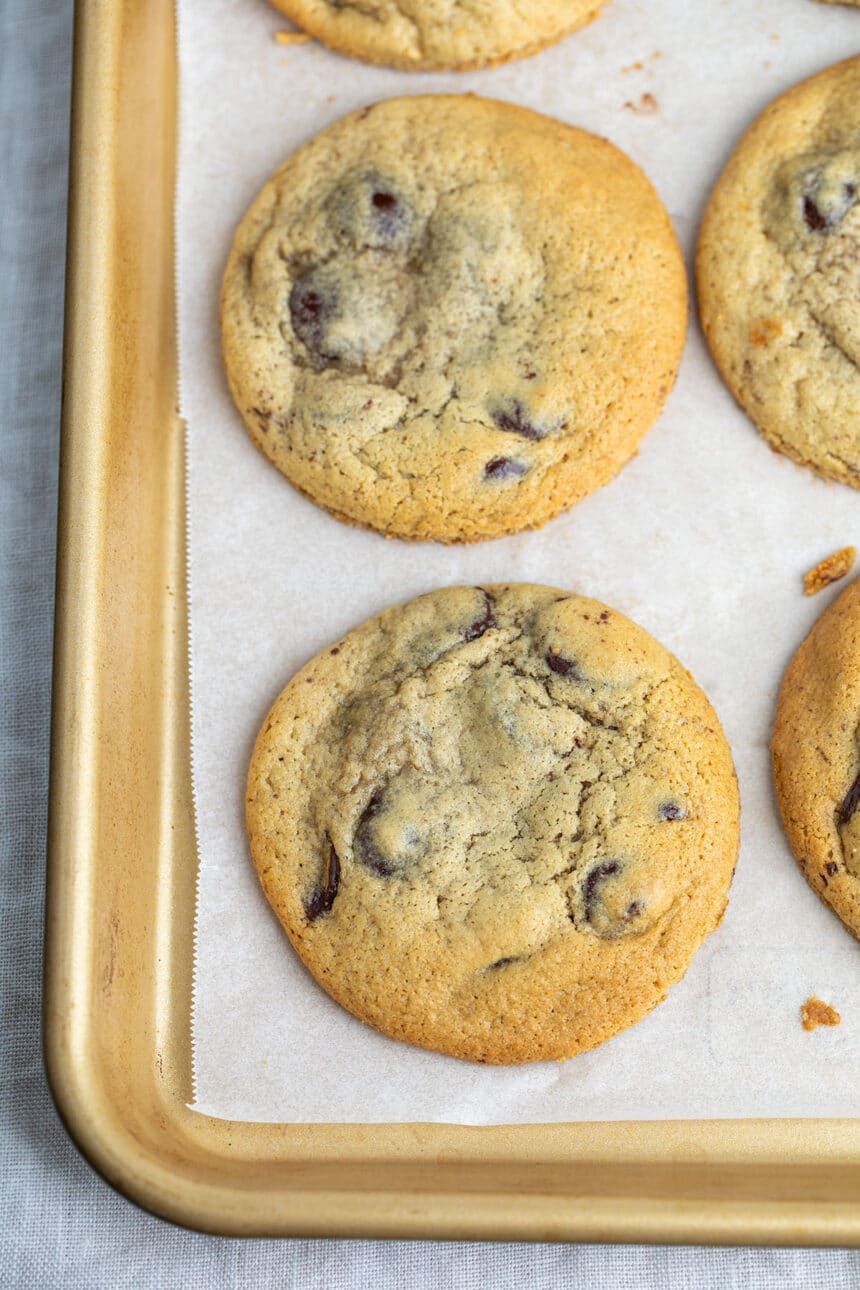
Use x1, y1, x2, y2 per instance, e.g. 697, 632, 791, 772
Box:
658, 801, 687, 821
485, 956, 522, 971
546, 650, 584, 682
826, 861, 839, 877
353, 791, 394, 876
289, 269, 337, 359
462, 591, 496, 642
484, 457, 530, 481
838, 770, 860, 826
492, 399, 546, 442
304, 838, 341, 921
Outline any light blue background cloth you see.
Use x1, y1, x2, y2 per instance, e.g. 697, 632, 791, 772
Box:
2, 2, 859, 1284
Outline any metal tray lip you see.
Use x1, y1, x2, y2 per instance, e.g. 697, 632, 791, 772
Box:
43, 0, 860, 1244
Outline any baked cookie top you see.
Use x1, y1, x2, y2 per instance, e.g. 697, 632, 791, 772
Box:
267, 0, 604, 71
247, 584, 739, 1064
773, 577, 860, 939
222, 96, 687, 543
697, 56, 860, 487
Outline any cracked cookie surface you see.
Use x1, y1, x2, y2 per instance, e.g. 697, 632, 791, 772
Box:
222, 96, 687, 543
246, 584, 739, 1063
773, 576, 860, 939
266, 0, 605, 71
697, 56, 860, 487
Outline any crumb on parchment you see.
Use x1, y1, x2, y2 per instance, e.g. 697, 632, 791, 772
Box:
623, 93, 659, 115
804, 547, 856, 596
801, 996, 841, 1032
275, 30, 312, 46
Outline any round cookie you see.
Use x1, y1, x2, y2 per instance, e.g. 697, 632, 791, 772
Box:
222, 96, 687, 544
247, 584, 740, 1064
772, 577, 860, 939
267, 0, 605, 72
697, 57, 860, 487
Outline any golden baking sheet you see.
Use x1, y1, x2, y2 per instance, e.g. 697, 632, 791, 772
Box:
44, 0, 860, 1241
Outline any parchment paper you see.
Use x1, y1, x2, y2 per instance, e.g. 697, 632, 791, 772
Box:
178, 0, 860, 1122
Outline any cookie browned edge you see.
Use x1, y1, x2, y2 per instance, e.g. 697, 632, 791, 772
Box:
266, 0, 604, 72
246, 584, 741, 1063
221, 96, 688, 544
772, 577, 860, 938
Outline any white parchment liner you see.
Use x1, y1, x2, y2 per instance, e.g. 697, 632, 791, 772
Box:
178, 0, 860, 1122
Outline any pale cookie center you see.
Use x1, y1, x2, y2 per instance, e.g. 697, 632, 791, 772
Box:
764, 148, 860, 371
304, 590, 689, 972
278, 168, 565, 462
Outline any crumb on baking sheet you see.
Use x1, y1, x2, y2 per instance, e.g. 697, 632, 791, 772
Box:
623, 93, 659, 115
800, 996, 841, 1032
274, 29, 312, 46
803, 547, 856, 596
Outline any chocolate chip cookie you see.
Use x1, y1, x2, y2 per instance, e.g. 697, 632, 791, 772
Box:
697, 56, 860, 487
247, 584, 740, 1063
222, 96, 687, 543
773, 577, 860, 939
267, 0, 605, 71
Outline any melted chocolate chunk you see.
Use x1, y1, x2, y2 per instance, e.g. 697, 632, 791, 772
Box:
546, 650, 584, 682
803, 180, 857, 233
289, 269, 337, 359
332, 171, 414, 249
484, 456, 530, 481
583, 860, 645, 938
304, 838, 341, 921
353, 791, 395, 876
462, 591, 496, 642
838, 770, 860, 826
370, 187, 408, 241
485, 955, 522, 971
584, 860, 620, 911
803, 195, 828, 232
492, 399, 547, 442
658, 801, 687, 821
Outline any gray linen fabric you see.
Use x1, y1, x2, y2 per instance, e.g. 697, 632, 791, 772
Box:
2, 1, 859, 1285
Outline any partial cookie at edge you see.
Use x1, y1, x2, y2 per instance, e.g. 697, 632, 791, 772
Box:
773, 576, 860, 938
267, 0, 605, 71
697, 56, 860, 487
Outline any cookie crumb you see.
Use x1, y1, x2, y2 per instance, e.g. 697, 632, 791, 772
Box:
623, 93, 659, 115
274, 29, 312, 46
800, 996, 841, 1032
803, 547, 856, 596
